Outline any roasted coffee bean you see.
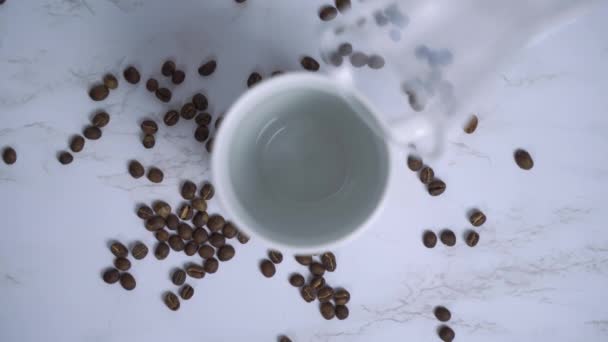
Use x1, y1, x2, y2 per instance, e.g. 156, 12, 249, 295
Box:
469, 210, 486, 227
145, 216, 166, 231
172, 269, 186, 286
192, 211, 209, 228
191, 198, 207, 212
260, 260, 276, 278
310, 276, 325, 290
92, 112, 110, 127
338, 42, 353, 56
237, 231, 250, 244
172, 70, 185, 85
2, 147, 16, 165
58, 151, 73, 165
320, 302, 336, 320
164, 292, 180, 311
423, 230, 437, 248
367, 55, 385, 69
186, 264, 206, 279
207, 214, 225, 232
168, 235, 185, 251
301, 285, 316, 302
350, 52, 368, 67
166, 214, 179, 230
153, 201, 171, 218
428, 179, 446, 196
103, 74, 119, 90
218, 244, 235, 261
465, 230, 480, 247
514, 149, 534, 170
163, 110, 179, 126
333, 289, 351, 305
407, 154, 423, 171
289, 273, 305, 287
154, 242, 170, 260
185, 241, 199, 256
419, 166, 434, 184
141, 120, 158, 135
89, 84, 109, 101
438, 326, 455, 342
215, 116, 222, 128
295, 255, 313, 266
203, 257, 219, 273
301, 56, 320, 71
195, 112, 212, 126
464, 114, 478, 134
180, 284, 194, 300
209, 233, 226, 248
192, 227, 209, 244
110, 242, 128, 258
147, 167, 164, 183
142, 134, 155, 149
194, 125, 210, 142
321, 252, 337, 272
200, 183, 215, 200
440, 230, 456, 247
180, 181, 197, 200
83, 126, 102, 140
128, 160, 144, 178
155, 88, 172, 103
310, 262, 325, 276
317, 286, 334, 303
178, 204, 193, 221
136, 205, 153, 220
271, 70, 284, 77
198, 244, 214, 259
161, 61, 176, 77
146, 78, 159, 92
335, 305, 349, 320
205, 138, 214, 153
434, 306, 451, 322
180, 103, 196, 120
222, 222, 237, 238
123, 66, 140, 84
328, 52, 344, 67
278, 336, 292, 342
198, 60, 217, 76
319, 5, 338, 21
268, 250, 283, 264
69, 135, 85, 153
119, 272, 136, 290
102, 268, 120, 284
192, 93, 208, 111
155, 229, 170, 242
247, 72, 262, 88
335, 0, 351, 13
177, 222, 193, 240
114, 257, 131, 271
131, 242, 148, 260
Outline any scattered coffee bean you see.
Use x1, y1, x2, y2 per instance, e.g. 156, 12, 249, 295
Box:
153, 201, 171, 218
198, 244, 214, 259
131, 242, 148, 260
179, 181, 196, 200
514, 149, 534, 170
180, 103, 196, 120
164, 292, 180, 311
192, 210, 209, 227
350, 52, 368, 67
335, 0, 351, 13
434, 306, 451, 322
428, 179, 446, 196
205, 138, 214, 153
207, 214, 225, 232
301, 56, 320, 71
465, 230, 480, 247
423, 230, 437, 248
168, 235, 185, 251
301, 285, 316, 302
271, 70, 284, 77
268, 250, 283, 264
192, 227, 209, 244
177, 222, 193, 240
136, 205, 153, 220
310, 276, 325, 290
214, 116, 223, 129
310, 262, 325, 276
200, 183, 215, 200
247, 72, 262, 88
295, 255, 313, 266
191, 198, 207, 212
328, 52, 344, 66
141, 120, 158, 135
469, 210, 486, 227
218, 244, 235, 261
155, 229, 170, 242
194, 125, 210, 143
172, 269, 187, 286
198, 60, 217, 76
222, 222, 237, 239
89, 84, 109, 101
163, 110, 179, 126
192, 93, 208, 111
438, 326, 455, 342
186, 264, 206, 279
166, 214, 179, 230
180, 284, 194, 300
154, 242, 170, 260
195, 112, 212, 126
58, 151, 73, 165
102, 268, 120, 284
278, 336, 292, 342
145, 216, 166, 231
147, 167, 164, 183
317, 286, 334, 303
146, 78, 159, 92
440, 230, 456, 247
92, 112, 110, 128
203, 257, 219, 273
209, 233, 226, 248
162, 61, 176, 77
320, 302, 336, 320
142, 134, 155, 149
289, 273, 305, 287
335, 305, 349, 320
103, 74, 118, 90
119, 272, 136, 290
178, 204, 194, 221
114, 257, 131, 271
319, 5, 338, 21
419, 166, 434, 184
338, 43, 353, 56
2, 147, 16, 165
127, 160, 144, 179
321, 252, 337, 272
407, 154, 423, 171
110, 242, 128, 258
237, 231, 250, 244
333, 289, 351, 305
172, 70, 185, 85
123, 66, 140, 84
464, 114, 478, 134
367, 54, 385, 69
69, 135, 85, 153
83, 126, 102, 140
155, 88, 172, 103
260, 260, 276, 278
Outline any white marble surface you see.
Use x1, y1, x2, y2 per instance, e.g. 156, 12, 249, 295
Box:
1, 1, 608, 341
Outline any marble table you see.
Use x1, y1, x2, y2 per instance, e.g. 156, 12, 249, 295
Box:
1, 1, 608, 341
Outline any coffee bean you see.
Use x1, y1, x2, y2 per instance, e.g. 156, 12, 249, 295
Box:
119, 272, 136, 290
83, 126, 102, 140
194, 125, 210, 142
166, 214, 179, 230
154, 242, 170, 260
200, 183, 215, 200
247, 72, 262, 88
203, 257, 219, 273
469, 210, 486, 227
164, 292, 180, 311
192, 211, 209, 228
198, 60, 217, 76
271, 70, 284, 77
350, 52, 368, 67
89, 84, 109, 101
310, 276, 325, 290
464, 114, 478, 134
198, 244, 214, 259
317, 286, 334, 303
218, 244, 235, 261
168, 235, 185, 251
222, 222, 237, 238
153, 201, 171, 218
440, 230, 456, 247
320, 302, 336, 320
123, 66, 140, 84
136, 205, 153, 220
191, 197, 207, 212
147, 167, 164, 183
58, 151, 73, 165
333, 289, 351, 305
192, 228, 209, 244
131, 242, 148, 260
407, 154, 423, 171
338, 43, 353, 56
205, 138, 214, 153
180, 103, 196, 120
295, 255, 313, 266
237, 231, 250, 244
186, 263, 206, 279
192, 93, 208, 111
301, 285, 316, 302
268, 250, 283, 264
114, 257, 131, 271
335, 305, 349, 320
419, 166, 434, 184
207, 214, 225, 232
146, 78, 159, 92
438, 325, 455, 342
260, 259, 276, 278
178, 204, 194, 221
335, 0, 351, 13
310, 262, 325, 276
321, 252, 337, 272
465, 230, 480, 247
367, 55, 385, 69
2, 147, 16, 165
103, 74, 118, 90
278, 336, 292, 342
155, 229, 170, 242
162, 61, 176, 77
141, 120, 158, 135
172, 70, 185, 85
289, 273, 305, 287
434, 306, 451, 322
214, 116, 223, 129
145, 216, 166, 231
163, 110, 179, 126
195, 112, 212, 126
177, 222, 193, 240
92, 112, 110, 128
423, 230, 437, 248
142, 134, 155, 149
102, 268, 120, 284
178, 181, 196, 200
69, 135, 85, 153
109, 242, 128, 258
128, 160, 144, 178
319, 5, 338, 21
180, 284, 194, 300
301, 56, 320, 71
209, 233, 226, 248
514, 149, 534, 170
172, 269, 186, 286
428, 179, 446, 196
155, 88, 172, 103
